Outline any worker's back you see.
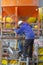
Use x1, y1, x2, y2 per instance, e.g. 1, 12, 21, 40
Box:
20, 22, 35, 39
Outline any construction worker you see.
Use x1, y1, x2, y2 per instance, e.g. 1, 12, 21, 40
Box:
14, 20, 35, 58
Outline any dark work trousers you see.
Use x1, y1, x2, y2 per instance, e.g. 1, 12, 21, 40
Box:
23, 39, 34, 58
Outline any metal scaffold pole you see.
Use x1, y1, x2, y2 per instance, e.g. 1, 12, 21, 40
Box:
0, 0, 2, 65
41, 7, 43, 35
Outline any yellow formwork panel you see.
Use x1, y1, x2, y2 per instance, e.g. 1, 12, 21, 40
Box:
2, 60, 19, 65
38, 56, 43, 61
6, 24, 11, 28
38, 48, 43, 55
38, 63, 43, 65
9, 60, 18, 65
2, 59, 8, 65
9, 60, 26, 65
20, 62, 26, 65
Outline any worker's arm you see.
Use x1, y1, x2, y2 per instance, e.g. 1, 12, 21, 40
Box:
14, 25, 24, 34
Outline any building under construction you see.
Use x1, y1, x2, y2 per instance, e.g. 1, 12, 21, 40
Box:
0, 0, 43, 65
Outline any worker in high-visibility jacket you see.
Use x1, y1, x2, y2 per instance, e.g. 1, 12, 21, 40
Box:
14, 20, 35, 58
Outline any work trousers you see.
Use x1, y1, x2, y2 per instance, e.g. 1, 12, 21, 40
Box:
23, 39, 34, 58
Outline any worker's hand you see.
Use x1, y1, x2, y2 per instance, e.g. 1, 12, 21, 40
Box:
12, 28, 16, 34
13, 31, 16, 34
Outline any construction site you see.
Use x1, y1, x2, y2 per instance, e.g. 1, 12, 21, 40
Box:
0, 0, 43, 65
